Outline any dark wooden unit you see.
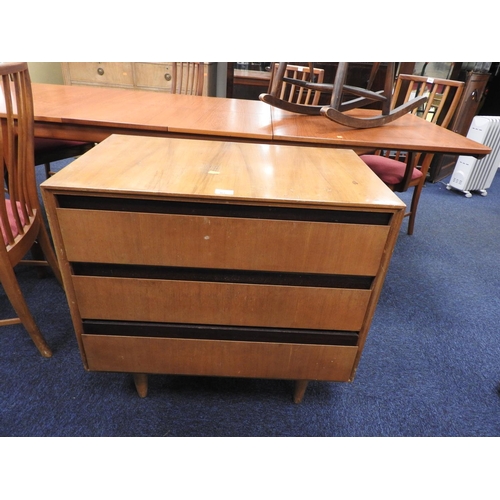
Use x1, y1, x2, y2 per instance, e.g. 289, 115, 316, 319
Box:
429, 71, 491, 182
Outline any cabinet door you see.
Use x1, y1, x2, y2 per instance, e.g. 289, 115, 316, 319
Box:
450, 72, 490, 135
430, 72, 490, 182
133, 63, 174, 91
61, 62, 216, 95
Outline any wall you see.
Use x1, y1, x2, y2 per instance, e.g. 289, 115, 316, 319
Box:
28, 62, 63, 84
215, 62, 227, 97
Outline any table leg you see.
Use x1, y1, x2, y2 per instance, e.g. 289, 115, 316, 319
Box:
133, 373, 148, 398
293, 380, 309, 404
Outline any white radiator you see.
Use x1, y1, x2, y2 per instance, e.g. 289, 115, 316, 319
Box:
447, 116, 500, 197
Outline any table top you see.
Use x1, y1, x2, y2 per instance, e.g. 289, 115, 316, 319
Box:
3, 83, 492, 158
271, 107, 492, 156
42, 134, 406, 210
31, 83, 274, 141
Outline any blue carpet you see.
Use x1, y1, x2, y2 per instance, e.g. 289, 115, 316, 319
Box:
1, 160, 499, 438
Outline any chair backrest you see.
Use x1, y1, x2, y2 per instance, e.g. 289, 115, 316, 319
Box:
0, 62, 40, 257
382, 74, 465, 166
392, 74, 465, 129
268, 63, 325, 105
171, 62, 205, 96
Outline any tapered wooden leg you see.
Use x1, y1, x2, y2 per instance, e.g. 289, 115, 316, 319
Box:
293, 380, 309, 404
133, 373, 148, 398
407, 156, 432, 236
0, 262, 52, 357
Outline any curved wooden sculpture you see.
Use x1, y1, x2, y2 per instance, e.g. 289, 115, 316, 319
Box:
260, 62, 428, 128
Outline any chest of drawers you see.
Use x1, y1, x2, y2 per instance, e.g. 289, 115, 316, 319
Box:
61, 62, 216, 96
42, 135, 405, 402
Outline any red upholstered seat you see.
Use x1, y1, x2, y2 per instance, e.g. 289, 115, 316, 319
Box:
1, 201, 28, 245
357, 74, 464, 236
360, 154, 423, 186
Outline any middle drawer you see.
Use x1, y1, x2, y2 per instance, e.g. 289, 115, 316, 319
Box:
72, 276, 371, 331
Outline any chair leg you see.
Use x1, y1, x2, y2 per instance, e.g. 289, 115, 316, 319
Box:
44, 162, 53, 179
407, 155, 433, 235
0, 263, 52, 357
407, 182, 425, 235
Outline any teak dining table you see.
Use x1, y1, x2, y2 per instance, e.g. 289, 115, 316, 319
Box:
28, 83, 491, 159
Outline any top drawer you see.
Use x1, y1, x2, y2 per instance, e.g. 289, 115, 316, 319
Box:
56, 207, 391, 276
64, 62, 134, 87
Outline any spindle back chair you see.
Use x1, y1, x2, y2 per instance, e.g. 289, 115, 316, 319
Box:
0, 62, 62, 356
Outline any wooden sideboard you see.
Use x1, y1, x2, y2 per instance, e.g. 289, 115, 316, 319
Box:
429, 71, 491, 182
61, 62, 217, 96
42, 134, 405, 403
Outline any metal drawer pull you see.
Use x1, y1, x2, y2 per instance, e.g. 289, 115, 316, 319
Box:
164, 73, 172, 82
97, 67, 104, 76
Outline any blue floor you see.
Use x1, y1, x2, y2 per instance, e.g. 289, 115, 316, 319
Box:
1, 160, 499, 496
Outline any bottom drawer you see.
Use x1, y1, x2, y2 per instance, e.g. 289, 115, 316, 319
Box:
81, 335, 358, 382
